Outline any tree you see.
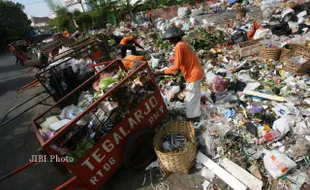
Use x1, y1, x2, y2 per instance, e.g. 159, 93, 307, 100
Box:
45, 0, 74, 32
116, 0, 143, 21
0, 1, 32, 42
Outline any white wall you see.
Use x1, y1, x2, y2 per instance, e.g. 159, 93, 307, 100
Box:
65, 0, 92, 12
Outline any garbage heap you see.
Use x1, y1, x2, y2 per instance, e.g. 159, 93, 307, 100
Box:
130, 1, 310, 189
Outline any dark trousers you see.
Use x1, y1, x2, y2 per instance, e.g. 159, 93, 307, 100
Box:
120, 45, 136, 58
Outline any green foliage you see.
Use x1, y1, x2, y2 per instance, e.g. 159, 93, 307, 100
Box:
0, 1, 32, 41
76, 13, 92, 30
184, 28, 229, 51
116, 0, 143, 21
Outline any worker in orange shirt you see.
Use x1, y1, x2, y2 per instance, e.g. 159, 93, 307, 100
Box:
155, 26, 204, 122
63, 30, 71, 37
122, 55, 145, 71
8, 44, 25, 65
147, 10, 152, 23
119, 32, 144, 58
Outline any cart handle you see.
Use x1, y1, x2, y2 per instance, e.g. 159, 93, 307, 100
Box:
0, 91, 51, 128
0, 161, 37, 183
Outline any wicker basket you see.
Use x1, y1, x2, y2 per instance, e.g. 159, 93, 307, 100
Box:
287, 44, 310, 59
281, 51, 310, 75
258, 46, 281, 60
153, 121, 196, 174
236, 39, 263, 58
280, 44, 310, 75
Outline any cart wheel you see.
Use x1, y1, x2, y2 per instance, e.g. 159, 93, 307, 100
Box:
123, 129, 156, 171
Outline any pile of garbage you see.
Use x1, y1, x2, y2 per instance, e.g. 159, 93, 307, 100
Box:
119, 1, 310, 189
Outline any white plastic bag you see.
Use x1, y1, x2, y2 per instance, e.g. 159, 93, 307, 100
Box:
272, 118, 290, 136
199, 132, 216, 157
253, 29, 270, 40
60, 105, 83, 120
263, 150, 296, 179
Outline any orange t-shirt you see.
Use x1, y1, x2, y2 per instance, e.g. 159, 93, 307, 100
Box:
9, 46, 15, 53
164, 41, 204, 83
120, 36, 134, 45
122, 55, 145, 70
147, 11, 152, 18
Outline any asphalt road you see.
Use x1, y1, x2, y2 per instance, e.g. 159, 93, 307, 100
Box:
0, 52, 71, 190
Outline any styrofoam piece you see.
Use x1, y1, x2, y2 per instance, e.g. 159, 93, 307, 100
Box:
196, 152, 247, 190
48, 119, 71, 131
220, 158, 263, 190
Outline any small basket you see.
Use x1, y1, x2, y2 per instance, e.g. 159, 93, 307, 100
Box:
280, 44, 310, 75
281, 52, 310, 75
153, 121, 196, 174
285, 44, 310, 60
258, 46, 281, 60
236, 39, 263, 58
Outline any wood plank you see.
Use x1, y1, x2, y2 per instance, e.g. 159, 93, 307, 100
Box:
243, 90, 286, 102
220, 158, 263, 190
196, 152, 247, 190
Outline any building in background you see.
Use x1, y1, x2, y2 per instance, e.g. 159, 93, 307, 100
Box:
64, 0, 92, 12
31, 16, 51, 27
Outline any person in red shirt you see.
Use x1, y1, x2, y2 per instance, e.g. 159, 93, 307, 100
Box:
119, 33, 144, 58
155, 26, 205, 122
147, 10, 152, 23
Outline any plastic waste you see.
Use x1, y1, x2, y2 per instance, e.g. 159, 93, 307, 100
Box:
149, 54, 160, 69
199, 132, 216, 157
167, 86, 180, 100
200, 167, 216, 180
258, 118, 290, 144
272, 104, 290, 117
60, 105, 84, 120
253, 29, 270, 40
263, 150, 296, 179
212, 76, 226, 92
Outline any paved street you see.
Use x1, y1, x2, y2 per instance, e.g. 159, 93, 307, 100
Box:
0, 52, 71, 189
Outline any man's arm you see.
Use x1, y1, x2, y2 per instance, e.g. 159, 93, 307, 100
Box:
164, 44, 182, 75
134, 39, 144, 49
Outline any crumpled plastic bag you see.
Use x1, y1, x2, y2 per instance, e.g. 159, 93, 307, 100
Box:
166, 86, 180, 100
78, 91, 94, 108
199, 132, 216, 157
231, 29, 248, 44
206, 71, 216, 84
212, 76, 226, 92
60, 105, 84, 120
263, 150, 296, 179
272, 118, 290, 136
253, 28, 270, 40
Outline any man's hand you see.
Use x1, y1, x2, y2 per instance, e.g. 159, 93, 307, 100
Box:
154, 70, 164, 75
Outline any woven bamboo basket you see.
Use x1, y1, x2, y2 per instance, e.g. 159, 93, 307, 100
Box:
237, 39, 263, 58
153, 121, 196, 174
280, 44, 310, 75
281, 44, 310, 60
258, 46, 281, 60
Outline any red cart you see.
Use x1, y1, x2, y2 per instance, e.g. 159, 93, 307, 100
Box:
0, 59, 168, 189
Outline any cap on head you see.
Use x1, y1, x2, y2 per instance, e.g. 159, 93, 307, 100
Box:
162, 26, 185, 40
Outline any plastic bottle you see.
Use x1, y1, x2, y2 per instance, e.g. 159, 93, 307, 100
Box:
257, 129, 282, 144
